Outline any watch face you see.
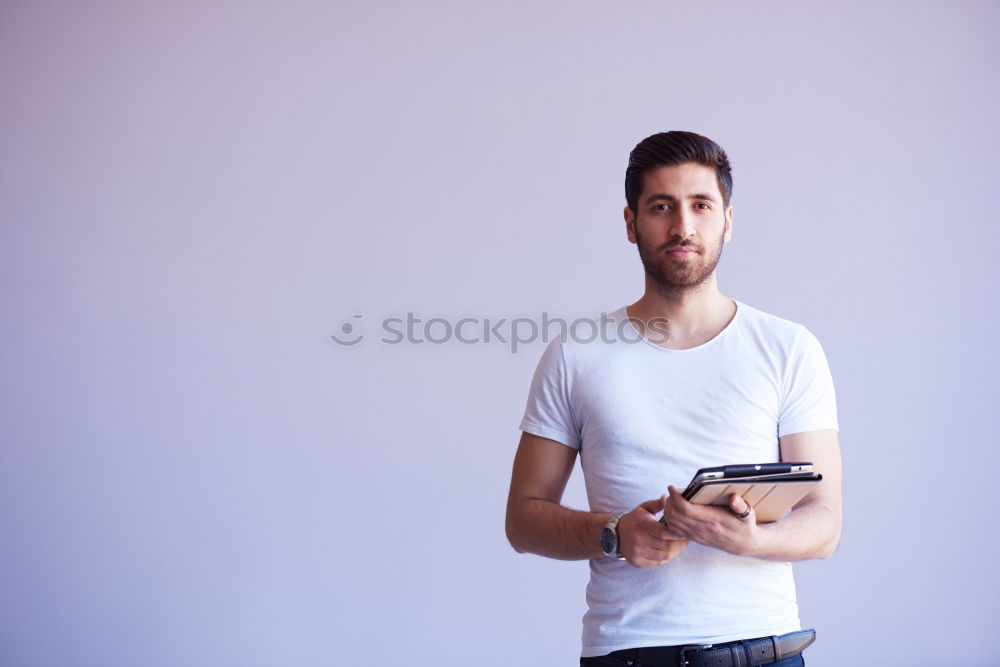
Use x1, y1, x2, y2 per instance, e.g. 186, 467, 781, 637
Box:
600, 527, 616, 555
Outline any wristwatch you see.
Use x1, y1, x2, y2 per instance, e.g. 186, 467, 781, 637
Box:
600, 512, 625, 558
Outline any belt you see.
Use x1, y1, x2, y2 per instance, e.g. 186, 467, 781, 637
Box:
592, 629, 816, 667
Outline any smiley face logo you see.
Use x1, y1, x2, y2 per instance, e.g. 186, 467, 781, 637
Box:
330, 314, 364, 346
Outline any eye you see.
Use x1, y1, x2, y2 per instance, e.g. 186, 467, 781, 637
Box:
695, 202, 712, 210
654, 203, 671, 212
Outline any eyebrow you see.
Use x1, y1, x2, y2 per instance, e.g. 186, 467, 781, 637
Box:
644, 192, 720, 205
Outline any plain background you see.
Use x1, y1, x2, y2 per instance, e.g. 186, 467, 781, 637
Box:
2, 1, 998, 665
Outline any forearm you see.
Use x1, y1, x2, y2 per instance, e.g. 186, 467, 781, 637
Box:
742, 501, 841, 561
506, 497, 610, 560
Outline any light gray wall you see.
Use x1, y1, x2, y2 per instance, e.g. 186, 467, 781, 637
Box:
2, 1, 998, 665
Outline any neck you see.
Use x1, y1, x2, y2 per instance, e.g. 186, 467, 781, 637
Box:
627, 275, 735, 347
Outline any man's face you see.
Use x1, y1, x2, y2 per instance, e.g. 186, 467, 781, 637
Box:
625, 162, 733, 290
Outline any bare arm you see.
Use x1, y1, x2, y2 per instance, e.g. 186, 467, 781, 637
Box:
748, 429, 843, 559
505, 431, 606, 560
661, 429, 842, 561
505, 431, 688, 566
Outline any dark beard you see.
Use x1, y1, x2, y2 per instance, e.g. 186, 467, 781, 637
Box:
635, 225, 726, 291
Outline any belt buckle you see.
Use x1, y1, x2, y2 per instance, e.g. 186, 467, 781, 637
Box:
679, 642, 713, 667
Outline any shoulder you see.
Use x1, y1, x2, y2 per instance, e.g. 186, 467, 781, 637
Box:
736, 300, 808, 340
732, 300, 835, 375
555, 305, 635, 359
526, 306, 636, 378
734, 299, 825, 354
735, 301, 835, 384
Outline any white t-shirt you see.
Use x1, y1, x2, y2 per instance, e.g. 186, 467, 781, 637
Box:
518, 299, 839, 657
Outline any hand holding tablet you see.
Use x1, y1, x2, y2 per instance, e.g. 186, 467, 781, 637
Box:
666, 462, 822, 524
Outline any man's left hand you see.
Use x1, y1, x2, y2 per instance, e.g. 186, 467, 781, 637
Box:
661, 485, 760, 556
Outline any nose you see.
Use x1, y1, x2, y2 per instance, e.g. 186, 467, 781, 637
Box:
669, 206, 697, 243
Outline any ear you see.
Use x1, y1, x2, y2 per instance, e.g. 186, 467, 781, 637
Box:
723, 205, 733, 243
625, 206, 637, 244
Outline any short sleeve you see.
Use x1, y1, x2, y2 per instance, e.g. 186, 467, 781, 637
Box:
518, 338, 581, 449
777, 327, 839, 438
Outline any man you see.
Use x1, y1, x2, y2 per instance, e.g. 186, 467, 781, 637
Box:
505, 131, 841, 666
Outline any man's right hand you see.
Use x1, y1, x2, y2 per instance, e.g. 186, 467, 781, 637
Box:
617, 495, 690, 568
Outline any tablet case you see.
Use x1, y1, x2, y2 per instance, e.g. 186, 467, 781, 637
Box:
685, 474, 823, 523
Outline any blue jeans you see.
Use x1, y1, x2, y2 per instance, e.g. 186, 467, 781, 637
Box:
581, 651, 806, 666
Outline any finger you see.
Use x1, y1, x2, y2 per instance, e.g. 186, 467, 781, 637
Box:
632, 540, 690, 566
646, 522, 690, 543
664, 526, 689, 540
659, 504, 691, 529
658, 501, 673, 526
727, 493, 746, 513
665, 487, 689, 516
627, 556, 656, 568
728, 493, 751, 517
651, 539, 691, 554
667, 540, 690, 557
649, 514, 686, 537
639, 538, 684, 553
638, 495, 668, 515
630, 555, 669, 568
650, 514, 688, 535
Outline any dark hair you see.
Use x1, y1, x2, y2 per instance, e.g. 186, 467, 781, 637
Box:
624, 131, 733, 212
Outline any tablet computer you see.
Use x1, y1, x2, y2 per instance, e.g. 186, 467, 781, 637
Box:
677, 462, 821, 524
681, 462, 814, 496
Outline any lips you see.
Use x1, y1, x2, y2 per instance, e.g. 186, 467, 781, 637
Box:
667, 247, 698, 257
